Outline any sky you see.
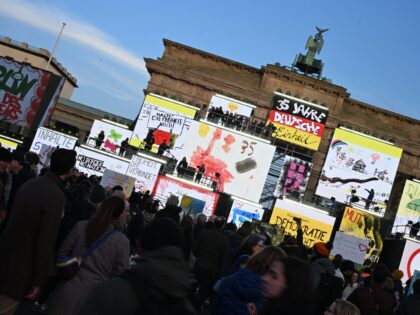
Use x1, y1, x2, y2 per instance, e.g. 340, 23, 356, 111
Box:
1, 0, 419, 121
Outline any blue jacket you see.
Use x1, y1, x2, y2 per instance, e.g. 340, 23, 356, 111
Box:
213, 268, 262, 315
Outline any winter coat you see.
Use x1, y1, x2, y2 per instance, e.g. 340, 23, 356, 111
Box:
347, 283, 397, 315
0, 172, 66, 299
47, 221, 129, 315
213, 268, 263, 315
155, 205, 182, 224
396, 294, 420, 315
310, 257, 335, 289
78, 246, 195, 315
193, 228, 229, 275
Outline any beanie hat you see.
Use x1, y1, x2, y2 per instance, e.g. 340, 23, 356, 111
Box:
393, 269, 404, 281
314, 242, 331, 257
0, 147, 12, 162
50, 149, 77, 176
90, 184, 106, 204
140, 218, 181, 251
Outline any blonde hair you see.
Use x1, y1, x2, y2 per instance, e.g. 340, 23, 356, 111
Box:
334, 299, 360, 315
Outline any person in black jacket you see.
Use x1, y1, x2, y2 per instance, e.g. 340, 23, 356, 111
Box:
192, 216, 228, 311
155, 195, 182, 224
396, 279, 420, 315
78, 218, 196, 315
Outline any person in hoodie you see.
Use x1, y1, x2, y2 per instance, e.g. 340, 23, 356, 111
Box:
78, 218, 196, 315
310, 242, 344, 314
212, 246, 286, 315
155, 195, 182, 224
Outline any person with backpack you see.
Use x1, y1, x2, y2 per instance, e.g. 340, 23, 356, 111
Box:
347, 264, 397, 315
46, 196, 130, 315
310, 242, 344, 314
78, 218, 196, 315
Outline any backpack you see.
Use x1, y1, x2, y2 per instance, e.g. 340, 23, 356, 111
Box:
122, 271, 196, 315
314, 273, 344, 312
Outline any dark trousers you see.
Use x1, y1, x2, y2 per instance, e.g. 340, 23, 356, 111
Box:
191, 270, 216, 311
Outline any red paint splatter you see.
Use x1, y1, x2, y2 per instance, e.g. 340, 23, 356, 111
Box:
189, 128, 234, 190
104, 139, 117, 152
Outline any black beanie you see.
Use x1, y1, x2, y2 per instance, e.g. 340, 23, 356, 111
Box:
50, 148, 77, 176
140, 218, 181, 251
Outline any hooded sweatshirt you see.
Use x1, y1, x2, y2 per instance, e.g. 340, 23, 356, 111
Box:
78, 246, 195, 315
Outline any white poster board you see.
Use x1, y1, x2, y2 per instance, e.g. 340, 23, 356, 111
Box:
398, 239, 420, 283
331, 232, 370, 265
126, 155, 161, 193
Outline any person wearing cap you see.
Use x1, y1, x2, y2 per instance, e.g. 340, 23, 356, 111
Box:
310, 242, 344, 314
78, 218, 195, 315
0, 148, 77, 315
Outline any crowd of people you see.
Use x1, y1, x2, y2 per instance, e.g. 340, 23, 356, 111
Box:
0, 146, 419, 315
206, 106, 276, 138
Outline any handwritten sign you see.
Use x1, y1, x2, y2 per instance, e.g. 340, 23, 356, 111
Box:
331, 232, 370, 265
30, 127, 77, 154
126, 155, 161, 192
100, 169, 135, 198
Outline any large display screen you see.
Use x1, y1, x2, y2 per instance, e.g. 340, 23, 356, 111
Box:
180, 122, 275, 202
30, 127, 78, 154
316, 128, 403, 208
274, 155, 313, 198
126, 155, 161, 193
398, 239, 420, 283
270, 199, 335, 248
208, 94, 253, 118
227, 200, 265, 227
0, 57, 63, 129
392, 180, 420, 234
74, 146, 129, 177
130, 94, 197, 148
89, 120, 132, 154
339, 206, 388, 267
268, 92, 328, 150
153, 175, 219, 218
0, 136, 19, 151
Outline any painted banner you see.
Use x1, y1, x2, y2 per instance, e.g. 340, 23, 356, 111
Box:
89, 120, 132, 154
268, 92, 328, 150
100, 169, 135, 198
153, 175, 219, 218
40, 77, 65, 127
392, 180, 420, 234
331, 232, 370, 265
74, 146, 129, 177
398, 239, 420, 283
270, 199, 335, 248
339, 206, 388, 267
274, 156, 313, 198
0, 57, 62, 129
0, 136, 19, 151
30, 127, 77, 154
227, 200, 265, 227
180, 195, 206, 217
316, 128, 403, 207
126, 155, 161, 193
180, 122, 275, 202
208, 94, 253, 118
130, 94, 197, 148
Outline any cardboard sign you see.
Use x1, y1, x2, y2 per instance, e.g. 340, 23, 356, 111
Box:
100, 169, 135, 198
126, 155, 161, 192
331, 232, 370, 265
228, 200, 264, 227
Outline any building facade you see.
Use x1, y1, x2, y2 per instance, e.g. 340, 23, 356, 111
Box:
143, 39, 420, 220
